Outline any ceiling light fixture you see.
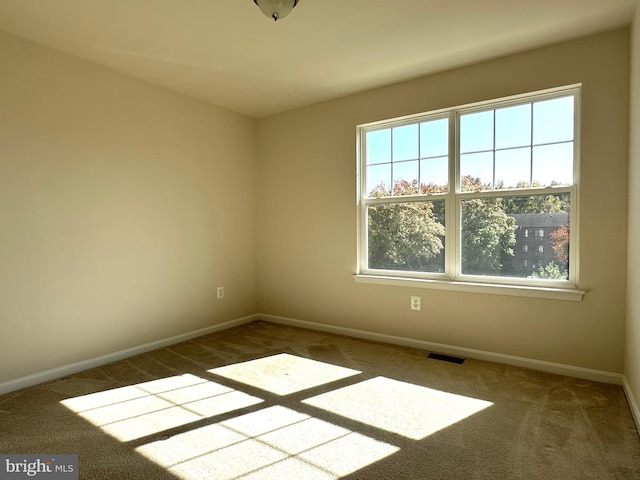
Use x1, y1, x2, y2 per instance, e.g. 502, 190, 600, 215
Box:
253, 0, 299, 21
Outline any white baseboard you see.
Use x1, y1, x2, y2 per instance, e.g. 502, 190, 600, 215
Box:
623, 376, 640, 435
0, 314, 258, 396
0, 312, 626, 398
259, 313, 624, 385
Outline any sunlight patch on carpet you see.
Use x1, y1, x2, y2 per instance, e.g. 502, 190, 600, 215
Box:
136, 405, 399, 479
60, 374, 263, 441
303, 376, 493, 439
208, 353, 361, 396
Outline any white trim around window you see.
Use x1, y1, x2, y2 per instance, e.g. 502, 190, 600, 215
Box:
355, 85, 585, 301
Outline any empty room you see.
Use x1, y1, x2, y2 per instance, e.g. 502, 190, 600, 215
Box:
1, 1, 640, 478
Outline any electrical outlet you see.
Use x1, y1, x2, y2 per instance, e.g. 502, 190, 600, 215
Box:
411, 296, 421, 311
217, 286, 224, 300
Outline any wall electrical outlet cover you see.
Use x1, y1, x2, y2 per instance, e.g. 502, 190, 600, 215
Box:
411, 296, 421, 311
217, 287, 224, 299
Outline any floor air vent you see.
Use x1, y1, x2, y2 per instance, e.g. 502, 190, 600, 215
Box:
428, 353, 465, 364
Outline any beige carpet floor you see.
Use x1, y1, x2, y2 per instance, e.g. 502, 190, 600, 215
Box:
1, 320, 639, 479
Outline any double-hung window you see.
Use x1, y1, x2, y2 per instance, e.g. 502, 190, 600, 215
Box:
356, 85, 582, 300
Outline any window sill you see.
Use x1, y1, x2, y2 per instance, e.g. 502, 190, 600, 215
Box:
353, 274, 585, 302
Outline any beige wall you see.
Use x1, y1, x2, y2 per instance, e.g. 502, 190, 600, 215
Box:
0, 31, 257, 384
256, 29, 630, 373
626, 2, 640, 411
0, 24, 633, 388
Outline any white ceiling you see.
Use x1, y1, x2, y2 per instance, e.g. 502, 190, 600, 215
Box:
0, 0, 636, 118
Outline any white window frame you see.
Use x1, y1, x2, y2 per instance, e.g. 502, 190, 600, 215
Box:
355, 85, 584, 301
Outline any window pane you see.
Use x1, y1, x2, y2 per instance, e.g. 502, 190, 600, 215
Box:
368, 201, 445, 273
420, 156, 448, 192
461, 193, 570, 279
366, 129, 391, 165
495, 147, 531, 189
460, 110, 493, 153
460, 152, 493, 190
360, 89, 577, 290
367, 164, 391, 196
393, 124, 419, 161
392, 161, 419, 195
420, 119, 448, 158
533, 96, 574, 145
495, 104, 531, 149
532, 143, 573, 186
